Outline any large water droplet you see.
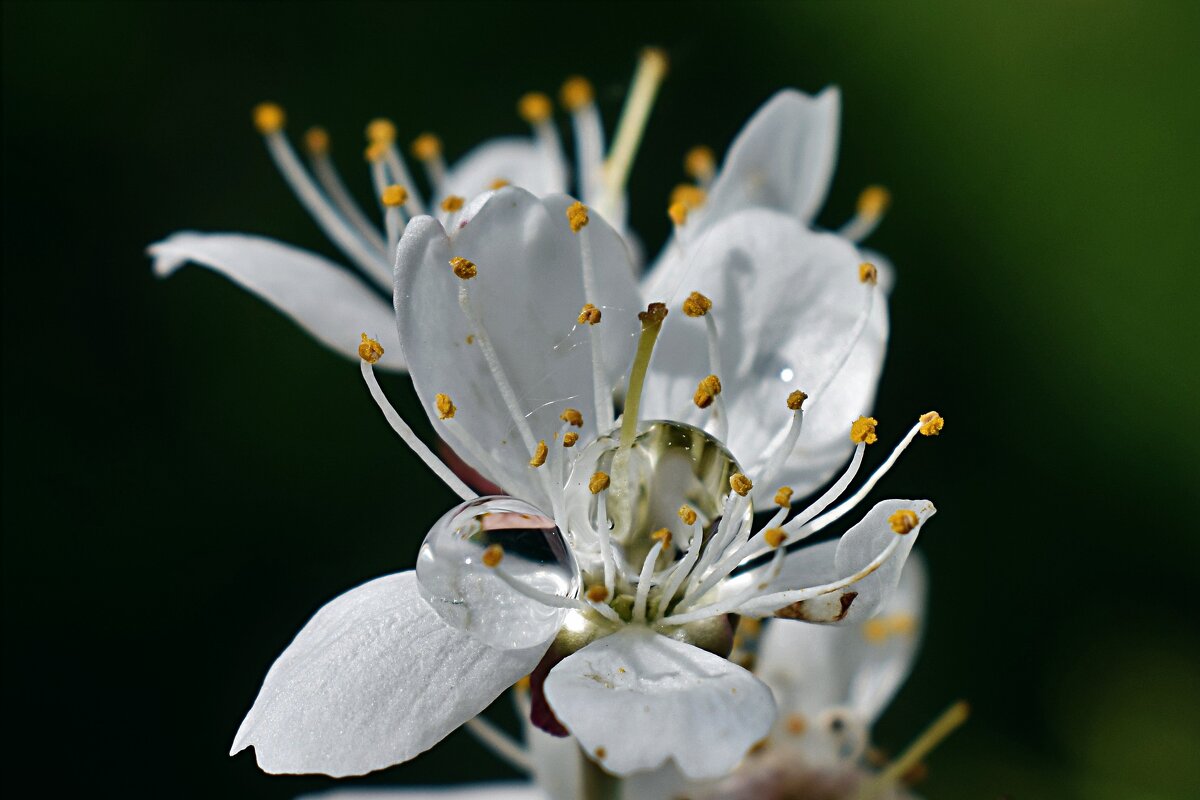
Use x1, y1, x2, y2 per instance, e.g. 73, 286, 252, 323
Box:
416, 496, 580, 649
564, 420, 750, 571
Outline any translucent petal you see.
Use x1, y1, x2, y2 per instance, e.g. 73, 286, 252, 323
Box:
150, 231, 403, 371
444, 137, 567, 200
542, 627, 776, 779
230, 572, 547, 776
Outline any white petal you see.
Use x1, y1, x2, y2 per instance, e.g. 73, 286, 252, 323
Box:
731, 499, 933, 620
444, 138, 567, 199
150, 231, 404, 371
297, 786, 543, 800
231, 572, 547, 777
755, 553, 927, 724
394, 188, 641, 505
704, 87, 840, 225
639, 209, 887, 505
542, 627, 776, 779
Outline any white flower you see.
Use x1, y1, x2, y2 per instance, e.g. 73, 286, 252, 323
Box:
160, 50, 942, 785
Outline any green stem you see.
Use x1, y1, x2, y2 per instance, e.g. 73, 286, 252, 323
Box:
580, 748, 621, 800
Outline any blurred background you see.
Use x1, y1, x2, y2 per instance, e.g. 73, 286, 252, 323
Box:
4, 1, 1198, 797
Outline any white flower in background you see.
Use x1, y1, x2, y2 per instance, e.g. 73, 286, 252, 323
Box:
153, 47, 943, 788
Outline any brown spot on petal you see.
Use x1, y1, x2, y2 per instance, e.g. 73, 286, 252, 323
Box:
774, 591, 858, 623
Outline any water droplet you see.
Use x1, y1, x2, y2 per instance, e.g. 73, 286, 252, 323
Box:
416, 496, 580, 649
779, 367, 794, 382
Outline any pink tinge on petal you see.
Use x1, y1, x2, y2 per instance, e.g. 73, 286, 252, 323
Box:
437, 439, 504, 496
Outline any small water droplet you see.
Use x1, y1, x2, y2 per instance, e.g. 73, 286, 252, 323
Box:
416, 496, 579, 649
779, 367, 794, 382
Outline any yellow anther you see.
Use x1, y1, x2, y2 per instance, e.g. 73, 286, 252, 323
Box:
667, 202, 689, 226
638, 302, 669, 327
560, 408, 584, 427
859, 262, 879, 285
693, 374, 722, 409
670, 183, 708, 210
518, 91, 553, 124
682, 291, 713, 318
919, 411, 944, 437
641, 46, 669, 75
730, 473, 753, 496
774, 486, 794, 508
450, 256, 477, 280
888, 509, 920, 534
252, 102, 285, 134
586, 584, 610, 603
560, 76, 594, 111
441, 195, 465, 212
578, 303, 602, 325
435, 393, 456, 420
850, 416, 879, 445
490, 178, 510, 190
364, 141, 388, 163
595, 746, 607, 760
365, 118, 397, 144
863, 613, 918, 644
786, 713, 808, 736
529, 440, 548, 468
381, 185, 409, 208
764, 528, 787, 548
562, 431, 579, 447
684, 145, 715, 180
514, 675, 531, 692
651, 527, 673, 549
481, 544, 505, 568
411, 132, 442, 160
465, 334, 475, 345
786, 390, 808, 411
858, 185, 891, 219
566, 201, 590, 233
304, 126, 330, 155
589, 471, 610, 494
358, 333, 384, 364
678, 505, 697, 526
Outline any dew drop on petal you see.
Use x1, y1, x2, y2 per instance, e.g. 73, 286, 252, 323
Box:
779, 367, 794, 382
416, 496, 580, 649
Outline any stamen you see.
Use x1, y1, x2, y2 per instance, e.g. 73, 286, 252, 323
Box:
434, 393, 456, 420
381, 184, 409, 254
252, 102, 391, 289
450, 256, 478, 280
862, 614, 917, 644
781, 442, 867, 535
632, 540, 665, 623
787, 390, 808, 410
730, 473, 753, 497
764, 528, 787, 548
600, 48, 669, 219
919, 411, 944, 436
482, 544, 505, 567
839, 185, 891, 244
693, 374, 722, 409
678, 505, 697, 526
365, 119, 425, 218
651, 527, 673, 550
619, 303, 668, 449
490, 178, 510, 190
365, 118, 397, 145
412, 132, 447, 196
804, 417, 937, 534
658, 519, 703, 611
863, 702, 969, 799
463, 716, 532, 773
850, 416, 879, 445
682, 291, 712, 318
358, 333, 384, 364
560, 76, 605, 206
521, 92, 566, 190
888, 509, 920, 534
529, 440, 549, 468
441, 195, 465, 212
670, 184, 708, 211
589, 471, 611, 494
561, 408, 584, 427
517, 92, 553, 125
668, 202, 689, 227
684, 145, 716, 187
578, 303, 602, 325
754, 393, 807, 488
359, 352, 475, 502
566, 201, 590, 233
586, 584, 609, 602
305, 127, 387, 255
807, 267, 879, 405
774, 487, 794, 508
563, 431, 579, 447
859, 262, 879, 285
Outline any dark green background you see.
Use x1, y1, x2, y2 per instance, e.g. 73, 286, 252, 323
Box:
4, 1, 1197, 797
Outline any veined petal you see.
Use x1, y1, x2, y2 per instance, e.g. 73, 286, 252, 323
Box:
704, 87, 840, 226
444, 138, 567, 200
297, 787, 544, 800
394, 188, 641, 506
542, 627, 776, 779
755, 554, 927, 725
231, 572, 547, 777
730, 499, 933, 621
640, 209, 887, 506
149, 231, 404, 371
